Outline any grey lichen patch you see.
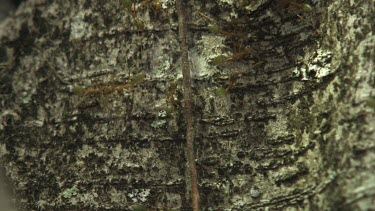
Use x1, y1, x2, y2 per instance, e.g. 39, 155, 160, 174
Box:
79, 192, 100, 207
197, 35, 228, 60
229, 175, 258, 206
154, 54, 176, 79
200, 88, 231, 116
70, 10, 94, 41
106, 42, 121, 67
195, 35, 227, 77
213, 0, 269, 19
273, 165, 306, 185
149, 32, 180, 79
0, 109, 21, 130
109, 188, 128, 204
190, 47, 216, 78
77, 144, 97, 160
250, 186, 261, 198
164, 194, 184, 209
0, 143, 7, 157
344, 174, 375, 210
265, 114, 290, 139
351, 35, 374, 105
128, 189, 151, 203
12, 55, 40, 102
243, 0, 268, 13
217, 0, 234, 6
293, 48, 335, 80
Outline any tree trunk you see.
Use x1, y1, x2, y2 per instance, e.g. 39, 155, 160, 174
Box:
0, 0, 373, 210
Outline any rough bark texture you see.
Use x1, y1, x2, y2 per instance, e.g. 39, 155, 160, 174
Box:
0, 0, 374, 210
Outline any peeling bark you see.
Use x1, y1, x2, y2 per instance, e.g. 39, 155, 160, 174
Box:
0, 0, 374, 210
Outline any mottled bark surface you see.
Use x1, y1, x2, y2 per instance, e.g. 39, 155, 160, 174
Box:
0, 0, 374, 210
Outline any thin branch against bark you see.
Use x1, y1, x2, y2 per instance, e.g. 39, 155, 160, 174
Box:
1, 0, 373, 210
176, 0, 200, 210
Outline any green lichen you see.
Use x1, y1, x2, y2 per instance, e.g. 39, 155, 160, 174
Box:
216, 87, 228, 97
210, 55, 228, 66
132, 204, 148, 211
72, 86, 85, 95
131, 73, 146, 85
366, 97, 375, 111
151, 119, 167, 129
207, 24, 221, 34
165, 105, 174, 116
303, 4, 313, 13
62, 186, 79, 199
122, 0, 133, 11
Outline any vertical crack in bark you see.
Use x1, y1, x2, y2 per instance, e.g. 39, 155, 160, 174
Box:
176, 0, 200, 210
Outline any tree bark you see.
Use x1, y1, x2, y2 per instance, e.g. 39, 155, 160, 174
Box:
0, 0, 374, 210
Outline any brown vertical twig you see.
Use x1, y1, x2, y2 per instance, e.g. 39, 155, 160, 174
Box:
175, 0, 200, 210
